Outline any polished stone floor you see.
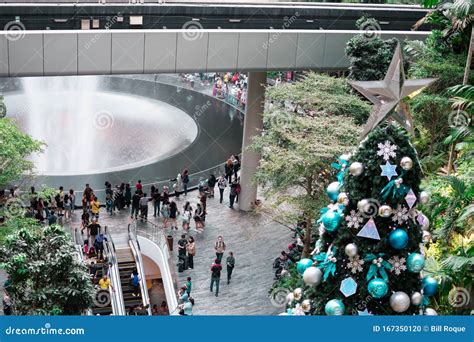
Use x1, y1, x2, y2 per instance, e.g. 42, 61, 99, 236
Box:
67, 187, 292, 315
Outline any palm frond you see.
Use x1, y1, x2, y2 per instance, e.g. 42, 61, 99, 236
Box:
457, 204, 474, 224
444, 175, 467, 196
441, 255, 474, 272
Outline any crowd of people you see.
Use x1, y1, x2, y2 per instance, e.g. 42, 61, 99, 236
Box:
180, 72, 248, 109
0, 151, 245, 316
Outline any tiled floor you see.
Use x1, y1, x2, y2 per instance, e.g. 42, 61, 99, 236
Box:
67, 187, 292, 315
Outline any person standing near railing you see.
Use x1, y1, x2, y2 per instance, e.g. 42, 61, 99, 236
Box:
182, 168, 189, 196
131, 191, 141, 219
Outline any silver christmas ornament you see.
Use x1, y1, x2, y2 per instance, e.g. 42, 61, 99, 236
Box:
344, 243, 358, 257
337, 192, 349, 206
389, 291, 411, 313
422, 231, 431, 243
349, 162, 364, 176
303, 267, 322, 287
293, 288, 303, 300
411, 292, 422, 306
424, 308, 438, 316
301, 299, 311, 312
378, 205, 392, 218
286, 292, 294, 304
400, 156, 413, 170
419, 191, 430, 205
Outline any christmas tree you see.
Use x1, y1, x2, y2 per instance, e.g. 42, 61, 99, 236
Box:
282, 44, 439, 316
287, 124, 438, 315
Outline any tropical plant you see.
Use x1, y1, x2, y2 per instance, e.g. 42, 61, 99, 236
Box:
0, 220, 95, 315
252, 72, 365, 256
0, 117, 44, 189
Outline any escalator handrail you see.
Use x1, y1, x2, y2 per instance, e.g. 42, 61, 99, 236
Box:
103, 226, 126, 316
128, 223, 152, 315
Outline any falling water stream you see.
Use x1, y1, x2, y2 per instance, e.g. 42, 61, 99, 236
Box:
3, 76, 199, 176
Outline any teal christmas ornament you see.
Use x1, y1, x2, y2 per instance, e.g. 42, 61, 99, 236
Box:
422, 276, 438, 296
367, 278, 389, 298
297, 258, 313, 275
325, 299, 345, 316
388, 229, 409, 250
322, 210, 342, 232
407, 253, 425, 273
326, 181, 341, 201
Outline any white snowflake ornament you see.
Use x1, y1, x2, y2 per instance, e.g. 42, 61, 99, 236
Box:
347, 255, 365, 274
392, 205, 409, 225
377, 140, 398, 161
345, 210, 363, 229
389, 256, 407, 275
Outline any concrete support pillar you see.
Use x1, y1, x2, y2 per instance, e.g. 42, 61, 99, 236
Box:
238, 71, 266, 211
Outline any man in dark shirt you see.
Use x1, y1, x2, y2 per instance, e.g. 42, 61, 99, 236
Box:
210, 259, 222, 297
177, 235, 188, 257
88, 219, 101, 247
131, 191, 141, 219
226, 251, 235, 284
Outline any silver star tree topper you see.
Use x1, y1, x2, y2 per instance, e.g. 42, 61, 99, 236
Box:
348, 43, 437, 137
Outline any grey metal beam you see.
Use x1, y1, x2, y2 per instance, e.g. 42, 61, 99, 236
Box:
0, 29, 430, 77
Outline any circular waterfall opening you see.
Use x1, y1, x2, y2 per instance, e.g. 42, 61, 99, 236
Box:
3, 77, 199, 176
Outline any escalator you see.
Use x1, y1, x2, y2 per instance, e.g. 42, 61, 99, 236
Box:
116, 248, 144, 313
90, 227, 125, 316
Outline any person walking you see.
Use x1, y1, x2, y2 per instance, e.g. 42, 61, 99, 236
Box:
229, 181, 238, 209
124, 183, 132, 208
193, 203, 204, 232
207, 174, 217, 198
169, 201, 178, 230
210, 259, 222, 297
217, 175, 227, 204
214, 236, 226, 263
130, 268, 141, 297
161, 199, 170, 228
226, 252, 235, 284
152, 188, 161, 217
177, 234, 188, 272
187, 236, 195, 269
88, 218, 101, 248
139, 193, 151, 222
91, 196, 100, 219
182, 202, 192, 231
186, 276, 192, 297
69, 189, 76, 213
224, 159, 233, 183
182, 168, 189, 196
131, 191, 141, 219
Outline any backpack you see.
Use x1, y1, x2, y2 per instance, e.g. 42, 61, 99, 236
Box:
131, 274, 140, 287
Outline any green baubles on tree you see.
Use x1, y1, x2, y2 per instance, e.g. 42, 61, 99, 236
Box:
286, 124, 437, 315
